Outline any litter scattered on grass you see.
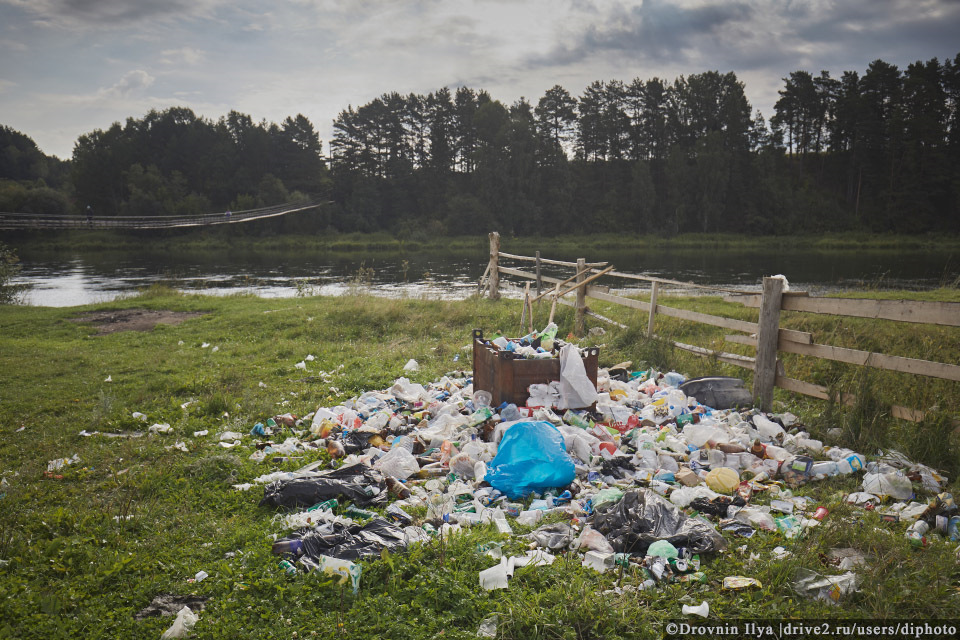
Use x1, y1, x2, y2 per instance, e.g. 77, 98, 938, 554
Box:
142, 324, 956, 623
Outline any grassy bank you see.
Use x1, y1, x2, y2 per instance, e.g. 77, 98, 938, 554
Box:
1, 289, 958, 639
7, 229, 960, 256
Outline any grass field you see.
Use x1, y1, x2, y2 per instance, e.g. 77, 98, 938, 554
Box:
8, 229, 960, 256
1, 287, 958, 639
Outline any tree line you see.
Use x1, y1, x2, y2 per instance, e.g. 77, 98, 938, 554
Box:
2, 53, 959, 236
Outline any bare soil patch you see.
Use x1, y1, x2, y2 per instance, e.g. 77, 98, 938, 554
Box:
71, 308, 206, 334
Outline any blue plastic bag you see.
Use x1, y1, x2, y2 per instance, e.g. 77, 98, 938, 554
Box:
486, 421, 576, 500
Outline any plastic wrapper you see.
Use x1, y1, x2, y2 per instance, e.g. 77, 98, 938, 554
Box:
792, 569, 860, 603
529, 522, 575, 550
558, 344, 599, 409
160, 606, 199, 639
374, 446, 421, 481
573, 525, 615, 553
591, 489, 727, 555
485, 421, 575, 499
299, 555, 362, 593
278, 517, 406, 561
259, 463, 387, 510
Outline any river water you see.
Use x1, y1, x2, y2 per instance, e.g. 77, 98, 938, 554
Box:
12, 245, 958, 307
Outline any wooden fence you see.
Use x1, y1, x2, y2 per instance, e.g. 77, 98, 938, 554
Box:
480, 231, 960, 422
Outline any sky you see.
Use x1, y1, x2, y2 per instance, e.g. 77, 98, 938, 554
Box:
1, 0, 959, 160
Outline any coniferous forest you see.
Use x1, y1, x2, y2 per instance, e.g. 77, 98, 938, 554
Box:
2, 54, 959, 237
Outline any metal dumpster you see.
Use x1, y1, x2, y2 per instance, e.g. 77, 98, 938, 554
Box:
471, 328, 599, 408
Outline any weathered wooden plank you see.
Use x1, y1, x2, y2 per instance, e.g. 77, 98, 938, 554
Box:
724, 329, 811, 347
604, 270, 753, 294
780, 329, 813, 344
725, 334, 756, 347
779, 339, 960, 382
557, 265, 615, 299
497, 265, 537, 280
774, 376, 929, 423
728, 293, 960, 327
497, 251, 537, 263
498, 252, 606, 268
500, 266, 565, 290
667, 339, 756, 370
655, 304, 759, 334
585, 288, 652, 312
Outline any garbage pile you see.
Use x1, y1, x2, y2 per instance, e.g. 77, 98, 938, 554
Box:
482, 322, 560, 359
241, 355, 954, 598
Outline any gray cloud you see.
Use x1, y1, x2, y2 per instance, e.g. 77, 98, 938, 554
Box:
529, 0, 753, 68
0, 0, 223, 28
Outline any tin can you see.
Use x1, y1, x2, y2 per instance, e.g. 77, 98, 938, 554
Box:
812, 507, 829, 521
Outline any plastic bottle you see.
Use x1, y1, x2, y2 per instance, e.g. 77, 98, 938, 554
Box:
473, 390, 493, 407
662, 371, 685, 387
563, 410, 593, 430
906, 519, 929, 548
385, 476, 411, 499
811, 461, 838, 476
500, 404, 521, 422
344, 505, 376, 520
836, 453, 865, 474
307, 498, 338, 512
948, 516, 960, 542
272, 539, 303, 556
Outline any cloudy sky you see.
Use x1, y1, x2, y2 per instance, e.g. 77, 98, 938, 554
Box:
1, 0, 958, 159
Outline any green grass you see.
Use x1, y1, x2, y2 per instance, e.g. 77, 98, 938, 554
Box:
8, 229, 960, 255
0, 288, 958, 639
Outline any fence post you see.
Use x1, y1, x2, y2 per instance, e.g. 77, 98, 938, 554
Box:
535, 250, 542, 297
488, 232, 500, 300
647, 281, 659, 337
753, 276, 784, 411
575, 258, 586, 336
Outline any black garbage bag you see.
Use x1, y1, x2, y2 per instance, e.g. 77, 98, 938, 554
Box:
591, 489, 726, 555
601, 456, 637, 480
689, 495, 746, 519
678, 377, 752, 410
276, 518, 407, 561
340, 430, 377, 454
259, 463, 387, 510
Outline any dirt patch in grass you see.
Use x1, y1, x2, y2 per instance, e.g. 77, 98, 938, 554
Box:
72, 308, 206, 334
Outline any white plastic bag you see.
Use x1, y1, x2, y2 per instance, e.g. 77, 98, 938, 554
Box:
374, 446, 421, 481
160, 606, 198, 639
558, 344, 598, 409
862, 472, 913, 500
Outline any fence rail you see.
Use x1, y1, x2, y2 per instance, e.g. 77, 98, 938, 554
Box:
480, 231, 960, 424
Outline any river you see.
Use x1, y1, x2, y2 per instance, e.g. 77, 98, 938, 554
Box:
12, 244, 958, 307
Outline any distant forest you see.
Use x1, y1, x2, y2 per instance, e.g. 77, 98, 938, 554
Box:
2, 53, 959, 236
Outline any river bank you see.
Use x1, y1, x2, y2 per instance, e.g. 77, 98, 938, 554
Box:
7, 229, 960, 254
7, 232, 959, 307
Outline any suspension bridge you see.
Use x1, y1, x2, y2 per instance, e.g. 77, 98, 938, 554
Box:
0, 200, 327, 230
